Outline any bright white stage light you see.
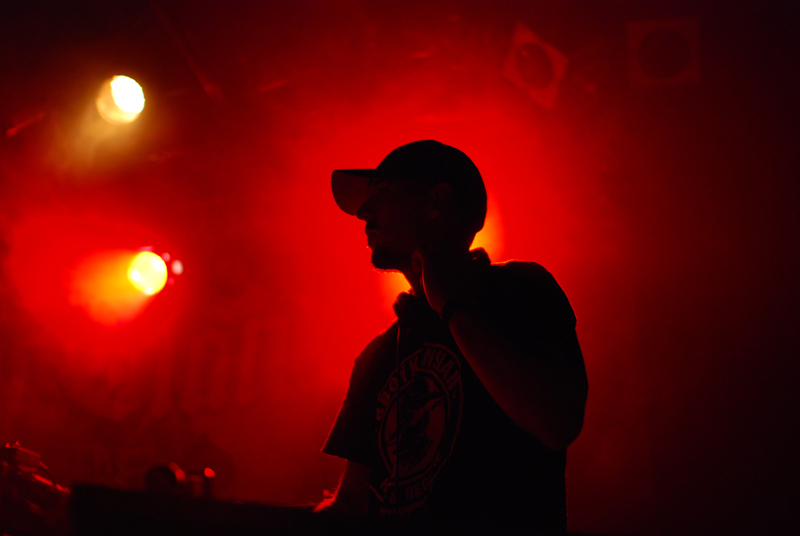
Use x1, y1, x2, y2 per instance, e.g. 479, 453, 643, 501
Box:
96, 75, 145, 124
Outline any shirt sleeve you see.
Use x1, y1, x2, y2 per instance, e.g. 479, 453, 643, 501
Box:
321, 325, 397, 466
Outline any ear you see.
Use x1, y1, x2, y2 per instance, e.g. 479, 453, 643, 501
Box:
428, 182, 453, 220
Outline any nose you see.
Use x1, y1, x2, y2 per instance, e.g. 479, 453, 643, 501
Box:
355, 198, 373, 222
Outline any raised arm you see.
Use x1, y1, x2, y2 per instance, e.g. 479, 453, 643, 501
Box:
415, 247, 588, 451
447, 304, 587, 451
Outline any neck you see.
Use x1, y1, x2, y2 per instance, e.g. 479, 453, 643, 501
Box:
401, 268, 424, 299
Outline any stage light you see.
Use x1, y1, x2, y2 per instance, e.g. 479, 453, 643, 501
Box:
96, 75, 145, 124
128, 251, 168, 296
70, 250, 151, 325
171, 259, 184, 275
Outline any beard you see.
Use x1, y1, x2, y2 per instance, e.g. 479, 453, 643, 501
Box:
370, 245, 411, 271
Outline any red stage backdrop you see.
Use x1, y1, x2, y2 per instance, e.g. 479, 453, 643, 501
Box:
0, 2, 797, 535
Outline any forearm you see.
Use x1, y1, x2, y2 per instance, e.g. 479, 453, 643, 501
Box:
447, 306, 587, 451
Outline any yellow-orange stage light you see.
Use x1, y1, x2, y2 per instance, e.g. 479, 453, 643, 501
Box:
96, 75, 145, 124
128, 251, 168, 296
70, 250, 150, 325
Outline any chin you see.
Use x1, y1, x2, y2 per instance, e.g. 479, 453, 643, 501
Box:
371, 247, 410, 271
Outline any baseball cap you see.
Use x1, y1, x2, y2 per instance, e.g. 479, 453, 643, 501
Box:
331, 140, 487, 233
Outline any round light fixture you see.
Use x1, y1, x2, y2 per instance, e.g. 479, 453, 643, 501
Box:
96, 75, 145, 124
127, 251, 168, 296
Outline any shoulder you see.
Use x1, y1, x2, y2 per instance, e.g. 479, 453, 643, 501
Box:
487, 260, 577, 326
343, 322, 399, 397
353, 322, 398, 368
492, 259, 552, 282
490, 260, 562, 297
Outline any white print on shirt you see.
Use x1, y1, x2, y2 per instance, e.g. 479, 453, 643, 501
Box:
371, 343, 463, 515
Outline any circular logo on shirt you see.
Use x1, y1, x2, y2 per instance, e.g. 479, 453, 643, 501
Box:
372, 343, 463, 515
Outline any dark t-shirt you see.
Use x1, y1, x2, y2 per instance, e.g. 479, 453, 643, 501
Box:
323, 251, 581, 534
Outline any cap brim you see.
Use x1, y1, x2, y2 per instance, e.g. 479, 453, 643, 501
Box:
331, 169, 378, 215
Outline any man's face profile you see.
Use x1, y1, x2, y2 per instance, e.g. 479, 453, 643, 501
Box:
355, 177, 429, 271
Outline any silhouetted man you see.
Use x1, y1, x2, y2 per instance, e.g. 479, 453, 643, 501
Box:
318, 140, 587, 535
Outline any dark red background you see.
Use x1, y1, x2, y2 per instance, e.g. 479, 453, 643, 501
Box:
1, 1, 798, 534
